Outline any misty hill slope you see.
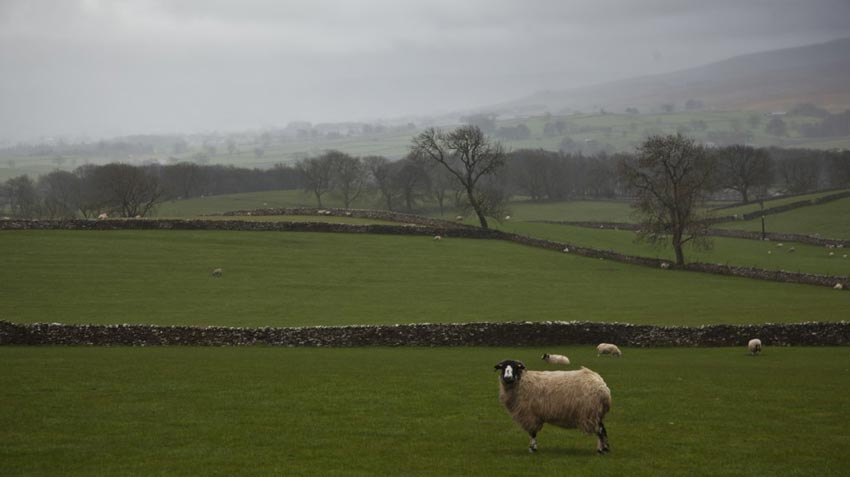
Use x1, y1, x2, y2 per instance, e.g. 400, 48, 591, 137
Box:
507, 37, 850, 113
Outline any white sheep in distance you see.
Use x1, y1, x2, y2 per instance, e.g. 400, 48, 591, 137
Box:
211, 268, 223, 278
455, 215, 463, 221
748, 338, 762, 355
835, 283, 844, 290
597, 343, 622, 357
433, 235, 442, 241
97, 213, 108, 220
494, 359, 612, 454
542, 353, 570, 365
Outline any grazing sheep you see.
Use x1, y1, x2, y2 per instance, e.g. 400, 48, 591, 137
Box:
829, 252, 835, 257
433, 235, 442, 241
596, 343, 622, 357
777, 243, 784, 247
660, 262, 670, 269
563, 247, 570, 253
748, 338, 762, 356
504, 215, 511, 220
495, 360, 611, 454
211, 268, 223, 278
835, 283, 844, 290
97, 213, 108, 220
542, 353, 570, 365
455, 215, 463, 221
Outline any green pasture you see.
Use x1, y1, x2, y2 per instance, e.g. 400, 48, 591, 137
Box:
711, 190, 850, 219
719, 196, 850, 240
500, 222, 850, 277
1, 346, 848, 476
2, 230, 848, 328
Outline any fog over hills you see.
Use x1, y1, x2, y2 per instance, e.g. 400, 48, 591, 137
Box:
1, 1, 850, 143
498, 37, 850, 115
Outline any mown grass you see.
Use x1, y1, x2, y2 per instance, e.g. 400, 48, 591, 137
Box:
719, 196, 850, 240
1, 346, 848, 476
2, 230, 848, 327
500, 222, 850, 277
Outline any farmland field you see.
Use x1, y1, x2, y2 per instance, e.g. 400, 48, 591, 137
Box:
1, 346, 848, 476
718, 196, 850, 240
2, 230, 848, 327
499, 222, 850, 277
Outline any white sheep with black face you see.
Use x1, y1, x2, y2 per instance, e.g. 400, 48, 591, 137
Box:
748, 338, 762, 355
494, 359, 612, 454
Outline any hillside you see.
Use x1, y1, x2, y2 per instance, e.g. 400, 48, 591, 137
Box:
504, 37, 850, 114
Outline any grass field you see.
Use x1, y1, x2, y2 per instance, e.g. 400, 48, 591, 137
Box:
2, 230, 848, 327
1, 346, 848, 476
710, 190, 849, 218
719, 196, 850, 240
499, 222, 850, 277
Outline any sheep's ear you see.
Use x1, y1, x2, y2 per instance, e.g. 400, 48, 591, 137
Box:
516, 361, 526, 369
494, 363, 504, 370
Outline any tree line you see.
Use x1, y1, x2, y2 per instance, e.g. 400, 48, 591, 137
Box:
2, 130, 849, 224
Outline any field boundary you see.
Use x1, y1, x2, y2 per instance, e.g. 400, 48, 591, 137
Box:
533, 220, 850, 247
2, 320, 848, 347
708, 189, 850, 224
2, 218, 848, 290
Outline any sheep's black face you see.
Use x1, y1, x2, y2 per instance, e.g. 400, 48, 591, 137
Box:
494, 360, 525, 385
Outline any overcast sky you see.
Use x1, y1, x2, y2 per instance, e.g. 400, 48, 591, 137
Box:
2, 0, 849, 142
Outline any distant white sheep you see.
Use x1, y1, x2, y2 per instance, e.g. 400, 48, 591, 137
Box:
835, 283, 844, 290
211, 268, 223, 278
660, 262, 671, 269
563, 247, 570, 253
504, 215, 511, 220
541, 353, 570, 365
748, 338, 762, 356
495, 360, 612, 454
455, 215, 463, 221
97, 213, 108, 220
596, 343, 622, 357
433, 235, 442, 241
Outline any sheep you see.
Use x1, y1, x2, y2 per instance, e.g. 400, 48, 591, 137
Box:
433, 235, 442, 241
504, 215, 511, 220
748, 338, 762, 356
97, 213, 108, 220
563, 247, 570, 253
843, 254, 848, 259
455, 215, 463, 221
660, 262, 670, 269
835, 283, 844, 290
211, 268, 223, 278
829, 252, 835, 257
596, 343, 622, 357
542, 353, 570, 365
494, 360, 611, 454
767, 250, 772, 255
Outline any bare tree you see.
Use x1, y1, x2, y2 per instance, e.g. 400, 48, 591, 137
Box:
3, 175, 41, 218
363, 155, 397, 210
91, 163, 162, 217
412, 125, 506, 228
296, 154, 335, 207
777, 156, 821, 194
328, 151, 366, 208
392, 156, 431, 212
38, 170, 80, 219
618, 134, 716, 266
715, 145, 772, 204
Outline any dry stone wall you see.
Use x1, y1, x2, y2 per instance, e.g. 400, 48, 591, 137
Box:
2, 320, 848, 347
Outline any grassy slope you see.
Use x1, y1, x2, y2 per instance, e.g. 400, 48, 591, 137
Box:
711, 190, 849, 218
2, 230, 848, 327
1, 346, 848, 476
501, 222, 850, 277
718, 196, 850, 240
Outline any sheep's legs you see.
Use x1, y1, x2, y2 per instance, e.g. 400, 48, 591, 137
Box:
596, 421, 610, 455
528, 432, 538, 453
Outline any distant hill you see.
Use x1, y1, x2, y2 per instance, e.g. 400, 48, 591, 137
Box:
500, 37, 850, 115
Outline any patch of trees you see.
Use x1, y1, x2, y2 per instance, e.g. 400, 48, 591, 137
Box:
799, 110, 850, 137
